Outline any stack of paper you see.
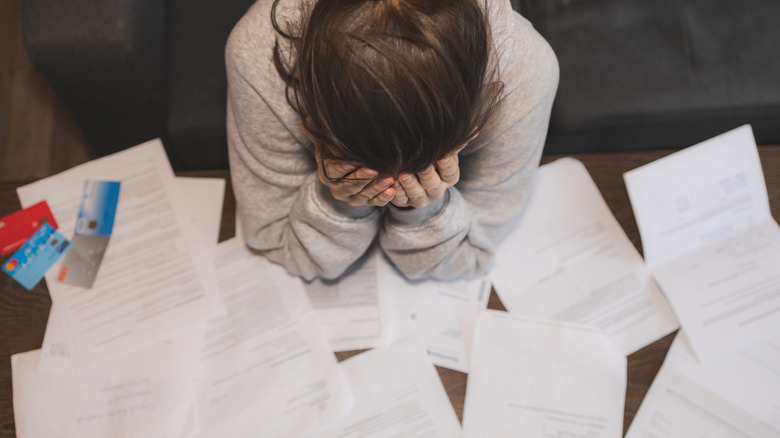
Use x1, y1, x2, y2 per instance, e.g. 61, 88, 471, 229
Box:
624, 125, 780, 435
9, 125, 778, 437
625, 125, 780, 363
10, 141, 228, 436
9, 139, 469, 437
195, 239, 352, 437
15, 141, 224, 370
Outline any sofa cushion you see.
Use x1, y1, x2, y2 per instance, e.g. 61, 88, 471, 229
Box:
22, 0, 166, 156
521, 0, 780, 153
166, 0, 255, 169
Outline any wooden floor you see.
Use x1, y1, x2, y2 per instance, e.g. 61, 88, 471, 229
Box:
0, 0, 97, 182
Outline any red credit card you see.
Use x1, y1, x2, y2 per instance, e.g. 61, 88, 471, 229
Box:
0, 200, 59, 255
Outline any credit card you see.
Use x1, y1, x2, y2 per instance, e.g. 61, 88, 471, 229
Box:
0, 200, 58, 255
2, 223, 71, 290
58, 180, 121, 288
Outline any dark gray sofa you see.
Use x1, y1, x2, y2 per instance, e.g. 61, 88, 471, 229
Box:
21, 0, 780, 170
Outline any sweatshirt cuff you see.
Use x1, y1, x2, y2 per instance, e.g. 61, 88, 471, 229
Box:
385, 190, 448, 225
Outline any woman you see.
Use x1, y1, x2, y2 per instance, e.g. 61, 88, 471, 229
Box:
226, 0, 558, 280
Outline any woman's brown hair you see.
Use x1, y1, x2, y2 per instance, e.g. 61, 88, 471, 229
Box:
271, 0, 503, 178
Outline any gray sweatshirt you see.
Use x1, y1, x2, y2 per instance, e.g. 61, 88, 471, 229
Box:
226, 0, 559, 281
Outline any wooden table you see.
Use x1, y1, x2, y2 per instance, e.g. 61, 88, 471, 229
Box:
1, 147, 778, 437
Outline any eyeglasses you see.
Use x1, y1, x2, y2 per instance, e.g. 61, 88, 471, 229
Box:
317, 130, 480, 183
319, 152, 376, 183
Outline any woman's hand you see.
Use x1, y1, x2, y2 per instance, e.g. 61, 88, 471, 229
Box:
390, 151, 461, 209
315, 144, 396, 207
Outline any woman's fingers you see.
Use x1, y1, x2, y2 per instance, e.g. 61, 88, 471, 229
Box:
372, 186, 395, 207
436, 153, 460, 185
355, 176, 393, 204
416, 165, 446, 199
390, 183, 409, 208
316, 141, 461, 209
398, 173, 431, 208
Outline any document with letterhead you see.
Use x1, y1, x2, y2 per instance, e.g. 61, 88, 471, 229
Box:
625, 125, 780, 363
491, 157, 679, 355
378, 255, 491, 373
16, 140, 224, 368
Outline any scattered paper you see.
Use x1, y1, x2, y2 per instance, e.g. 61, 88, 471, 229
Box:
378, 255, 490, 373
491, 158, 678, 355
303, 338, 463, 438
36, 176, 225, 378
16, 140, 223, 367
626, 332, 780, 437
195, 238, 352, 437
303, 248, 390, 352
174, 176, 225, 254
12, 350, 197, 438
624, 125, 780, 362
463, 310, 626, 438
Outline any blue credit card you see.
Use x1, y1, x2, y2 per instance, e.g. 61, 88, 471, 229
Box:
74, 180, 121, 236
2, 223, 71, 290
58, 180, 121, 288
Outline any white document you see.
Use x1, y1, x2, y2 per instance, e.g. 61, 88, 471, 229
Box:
38, 311, 205, 379
35, 177, 225, 377
241, 203, 389, 353
16, 140, 223, 367
626, 332, 780, 437
303, 248, 390, 352
624, 125, 780, 362
195, 238, 352, 437
173, 176, 225, 250
378, 255, 491, 373
12, 350, 197, 438
463, 310, 626, 438
303, 338, 463, 438
491, 158, 678, 355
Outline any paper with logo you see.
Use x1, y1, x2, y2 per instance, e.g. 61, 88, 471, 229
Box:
0, 200, 58, 255
16, 139, 223, 367
378, 254, 490, 373
3, 223, 70, 290
58, 180, 120, 288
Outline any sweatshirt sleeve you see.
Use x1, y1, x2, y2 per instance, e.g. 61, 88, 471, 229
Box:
379, 12, 560, 280
226, 3, 381, 280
